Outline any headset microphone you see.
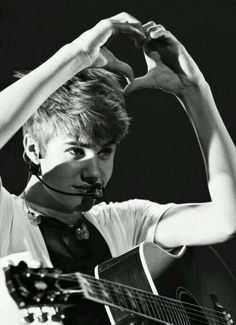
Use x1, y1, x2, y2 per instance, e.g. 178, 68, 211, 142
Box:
29, 162, 105, 200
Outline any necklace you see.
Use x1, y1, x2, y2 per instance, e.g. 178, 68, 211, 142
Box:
23, 192, 90, 240
73, 217, 90, 240
23, 192, 42, 226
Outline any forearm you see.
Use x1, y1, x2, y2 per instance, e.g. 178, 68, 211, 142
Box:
0, 42, 89, 149
177, 82, 236, 222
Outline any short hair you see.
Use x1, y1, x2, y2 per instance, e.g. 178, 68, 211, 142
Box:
19, 68, 130, 156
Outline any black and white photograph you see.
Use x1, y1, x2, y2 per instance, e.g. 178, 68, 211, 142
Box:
0, 0, 236, 324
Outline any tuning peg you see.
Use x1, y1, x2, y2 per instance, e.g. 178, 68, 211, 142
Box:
21, 309, 34, 323
51, 307, 65, 322
37, 311, 48, 323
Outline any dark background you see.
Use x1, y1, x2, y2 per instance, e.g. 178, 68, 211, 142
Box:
0, 1, 236, 273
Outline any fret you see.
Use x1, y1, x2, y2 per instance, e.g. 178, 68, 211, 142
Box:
92, 282, 108, 302
99, 282, 111, 301
153, 294, 178, 324
142, 296, 153, 317
169, 299, 181, 325
146, 293, 157, 319
78, 273, 190, 325
175, 302, 185, 325
77, 275, 110, 305
152, 294, 165, 321
174, 299, 190, 325
127, 287, 162, 320
156, 295, 172, 324
123, 288, 140, 312
108, 284, 122, 307
169, 304, 180, 325
136, 294, 151, 316
116, 285, 130, 309
155, 295, 189, 325
178, 302, 190, 325
130, 289, 142, 314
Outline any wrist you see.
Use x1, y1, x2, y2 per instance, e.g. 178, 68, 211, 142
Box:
175, 79, 210, 100
175, 80, 217, 120
59, 42, 92, 75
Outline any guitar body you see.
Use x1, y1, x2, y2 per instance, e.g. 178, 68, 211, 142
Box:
96, 242, 236, 325
2, 242, 236, 325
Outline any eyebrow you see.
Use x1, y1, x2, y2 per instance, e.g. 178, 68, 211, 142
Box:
65, 140, 116, 148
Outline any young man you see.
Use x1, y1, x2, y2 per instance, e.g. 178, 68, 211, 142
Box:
0, 12, 236, 325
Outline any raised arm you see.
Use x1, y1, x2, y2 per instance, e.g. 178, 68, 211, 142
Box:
126, 23, 236, 247
0, 12, 146, 149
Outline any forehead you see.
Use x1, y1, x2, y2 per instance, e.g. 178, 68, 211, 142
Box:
49, 133, 116, 148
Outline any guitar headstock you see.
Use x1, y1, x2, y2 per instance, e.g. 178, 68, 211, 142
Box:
3, 261, 82, 323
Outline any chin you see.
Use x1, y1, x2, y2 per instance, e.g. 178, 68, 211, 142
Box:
76, 196, 96, 212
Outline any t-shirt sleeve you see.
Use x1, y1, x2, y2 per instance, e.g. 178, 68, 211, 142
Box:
0, 177, 14, 256
110, 199, 174, 244
87, 199, 174, 257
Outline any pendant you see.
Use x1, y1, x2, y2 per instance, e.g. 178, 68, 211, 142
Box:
28, 211, 42, 226
75, 223, 90, 240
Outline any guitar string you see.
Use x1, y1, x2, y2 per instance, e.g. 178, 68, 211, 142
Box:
59, 273, 227, 321
34, 271, 227, 324
29, 271, 227, 324
82, 281, 192, 325
74, 277, 225, 325
52, 279, 222, 325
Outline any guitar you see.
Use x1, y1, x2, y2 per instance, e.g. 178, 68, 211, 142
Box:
2, 242, 236, 324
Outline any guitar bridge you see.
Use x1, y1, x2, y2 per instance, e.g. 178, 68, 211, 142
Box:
210, 294, 233, 325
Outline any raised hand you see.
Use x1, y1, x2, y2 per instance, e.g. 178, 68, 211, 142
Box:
125, 22, 205, 95
72, 12, 147, 83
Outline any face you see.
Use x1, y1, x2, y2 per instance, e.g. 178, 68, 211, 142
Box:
37, 134, 116, 212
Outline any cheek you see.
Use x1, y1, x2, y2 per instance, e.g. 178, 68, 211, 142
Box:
41, 159, 80, 182
40, 153, 65, 174
102, 161, 114, 185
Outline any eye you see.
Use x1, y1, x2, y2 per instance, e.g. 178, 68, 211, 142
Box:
66, 147, 85, 159
98, 147, 114, 160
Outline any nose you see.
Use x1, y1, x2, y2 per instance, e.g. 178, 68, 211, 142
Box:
81, 157, 100, 184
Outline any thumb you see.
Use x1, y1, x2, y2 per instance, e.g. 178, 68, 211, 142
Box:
124, 75, 151, 94
99, 47, 134, 83
109, 57, 134, 84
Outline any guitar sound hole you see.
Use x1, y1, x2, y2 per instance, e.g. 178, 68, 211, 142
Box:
177, 288, 209, 325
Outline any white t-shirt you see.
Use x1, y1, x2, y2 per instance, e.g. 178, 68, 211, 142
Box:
0, 180, 174, 266
0, 180, 176, 325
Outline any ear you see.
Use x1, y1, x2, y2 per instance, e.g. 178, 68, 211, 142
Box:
23, 134, 41, 165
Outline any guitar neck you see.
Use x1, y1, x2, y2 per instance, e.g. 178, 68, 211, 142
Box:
77, 272, 186, 324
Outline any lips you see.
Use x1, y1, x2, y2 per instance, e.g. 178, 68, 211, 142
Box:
72, 184, 91, 189
71, 185, 90, 193
71, 183, 105, 199
72, 184, 98, 195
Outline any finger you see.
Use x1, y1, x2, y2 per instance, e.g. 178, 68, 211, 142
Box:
143, 21, 157, 29
93, 18, 146, 48
101, 21, 147, 48
144, 24, 179, 44
111, 21, 146, 43
143, 21, 157, 34
148, 24, 166, 39
99, 47, 134, 83
125, 75, 151, 94
109, 12, 142, 25
142, 21, 157, 40
108, 58, 134, 84
146, 28, 171, 41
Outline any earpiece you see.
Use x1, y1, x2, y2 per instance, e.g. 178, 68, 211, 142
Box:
29, 162, 41, 176
23, 150, 42, 176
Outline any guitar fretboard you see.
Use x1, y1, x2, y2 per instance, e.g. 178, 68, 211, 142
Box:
77, 272, 190, 325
